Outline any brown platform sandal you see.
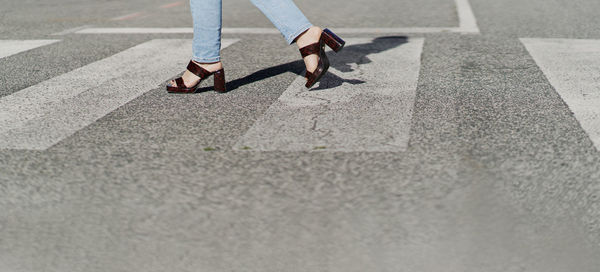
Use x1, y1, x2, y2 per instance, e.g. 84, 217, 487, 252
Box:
299, 28, 346, 88
166, 60, 226, 93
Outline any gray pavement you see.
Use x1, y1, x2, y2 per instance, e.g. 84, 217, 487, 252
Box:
1, 0, 600, 271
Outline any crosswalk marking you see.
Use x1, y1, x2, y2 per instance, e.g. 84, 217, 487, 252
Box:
234, 38, 424, 152
0, 39, 238, 150
521, 38, 600, 150
0, 40, 60, 59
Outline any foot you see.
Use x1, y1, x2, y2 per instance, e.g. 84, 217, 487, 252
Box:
296, 26, 323, 74
168, 61, 223, 87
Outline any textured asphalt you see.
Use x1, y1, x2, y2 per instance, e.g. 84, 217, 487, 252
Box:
1, 0, 600, 271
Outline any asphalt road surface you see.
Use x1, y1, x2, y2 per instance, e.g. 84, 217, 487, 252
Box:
2, 0, 600, 271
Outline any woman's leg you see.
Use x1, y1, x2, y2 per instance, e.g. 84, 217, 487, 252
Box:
190, 0, 222, 63
169, 0, 223, 87
249, 0, 312, 45
250, 0, 322, 72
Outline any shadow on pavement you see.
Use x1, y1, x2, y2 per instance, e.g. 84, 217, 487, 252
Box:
196, 36, 409, 93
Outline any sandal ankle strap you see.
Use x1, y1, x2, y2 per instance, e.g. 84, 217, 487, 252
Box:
305, 70, 314, 78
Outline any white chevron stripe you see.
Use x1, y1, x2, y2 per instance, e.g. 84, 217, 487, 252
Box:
0, 40, 60, 59
522, 38, 600, 150
234, 38, 424, 152
0, 39, 239, 150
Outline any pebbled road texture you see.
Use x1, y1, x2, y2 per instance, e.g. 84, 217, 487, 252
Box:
1, 0, 600, 271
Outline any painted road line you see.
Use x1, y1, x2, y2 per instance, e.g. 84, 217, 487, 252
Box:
110, 12, 146, 21
456, 0, 480, 33
76, 28, 280, 34
72, 0, 479, 35
0, 40, 60, 59
0, 39, 239, 150
75, 27, 193, 34
522, 38, 600, 150
160, 1, 184, 9
51, 25, 94, 36
233, 38, 424, 152
334, 27, 457, 34
76, 27, 464, 35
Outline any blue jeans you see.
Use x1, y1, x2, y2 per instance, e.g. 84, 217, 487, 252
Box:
190, 0, 313, 63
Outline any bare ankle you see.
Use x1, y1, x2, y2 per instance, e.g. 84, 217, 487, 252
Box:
296, 26, 322, 48
192, 60, 223, 72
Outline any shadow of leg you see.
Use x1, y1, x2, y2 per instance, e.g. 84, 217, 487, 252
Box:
194, 36, 409, 93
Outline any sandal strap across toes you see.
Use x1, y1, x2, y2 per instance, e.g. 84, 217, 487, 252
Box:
167, 60, 227, 93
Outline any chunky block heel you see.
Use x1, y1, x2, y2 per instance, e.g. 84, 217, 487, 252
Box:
167, 61, 227, 93
213, 69, 226, 93
321, 28, 345, 52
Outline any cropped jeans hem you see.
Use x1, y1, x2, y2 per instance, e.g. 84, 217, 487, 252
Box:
191, 0, 313, 60
191, 55, 221, 63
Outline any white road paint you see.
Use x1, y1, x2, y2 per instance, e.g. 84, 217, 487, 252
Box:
75, 27, 283, 34
75, 27, 472, 35
75, 27, 193, 34
160, 1, 184, 9
0, 39, 239, 150
334, 27, 462, 34
234, 38, 424, 152
0, 40, 60, 59
72, 0, 479, 35
455, 0, 480, 33
110, 12, 146, 21
51, 25, 94, 36
521, 38, 600, 150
